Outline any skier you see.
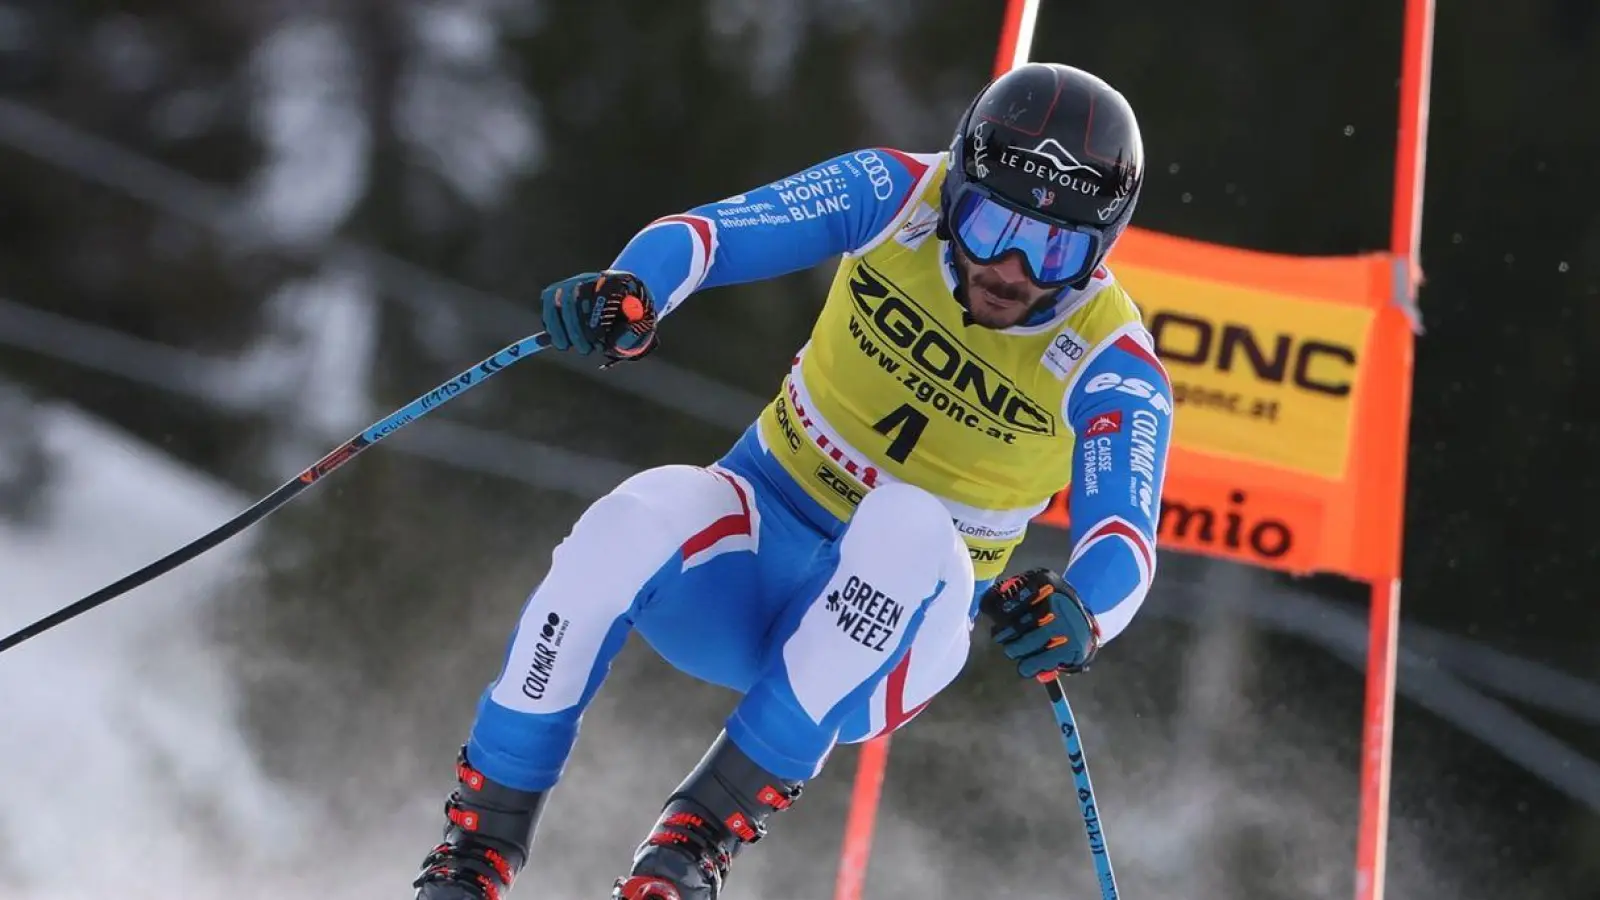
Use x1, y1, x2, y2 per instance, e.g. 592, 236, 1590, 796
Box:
411, 62, 1172, 900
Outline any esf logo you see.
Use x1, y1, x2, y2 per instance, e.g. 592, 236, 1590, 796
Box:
1083, 371, 1174, 416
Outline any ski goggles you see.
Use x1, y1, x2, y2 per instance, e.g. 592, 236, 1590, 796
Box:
947, 185, 1101, 287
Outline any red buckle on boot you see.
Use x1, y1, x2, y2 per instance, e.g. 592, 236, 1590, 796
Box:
756, 785, 793, 810
482, 848, 514, 884
646, 829, 691, 848
473, 873, 503, 900
662, 811, 705, 830
614, 875, 683, 900
457, 758, 486, 791
446, 799, 480, 831
724, 811, 758, 842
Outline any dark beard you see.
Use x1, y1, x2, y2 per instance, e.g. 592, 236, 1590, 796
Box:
950, 246, 1059, 328
970, 271, 1031, 303
955, 277, 1062, 329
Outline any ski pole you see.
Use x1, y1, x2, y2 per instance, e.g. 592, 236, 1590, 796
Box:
1040, 673, 1121, 900
0, 331, 553, 656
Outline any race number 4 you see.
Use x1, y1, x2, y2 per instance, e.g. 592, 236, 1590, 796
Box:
872, 404, 929, 463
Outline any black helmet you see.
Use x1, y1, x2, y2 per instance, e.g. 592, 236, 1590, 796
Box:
940, 63, 1145, 290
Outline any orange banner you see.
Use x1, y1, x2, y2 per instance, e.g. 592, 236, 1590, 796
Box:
1035, 226, 1411, 583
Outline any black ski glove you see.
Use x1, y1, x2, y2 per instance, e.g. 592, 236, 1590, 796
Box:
539, 270, 659, 362
981, 568, 1102, 680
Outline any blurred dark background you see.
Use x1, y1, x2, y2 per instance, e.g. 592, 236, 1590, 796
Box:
0, 2, 1595, 899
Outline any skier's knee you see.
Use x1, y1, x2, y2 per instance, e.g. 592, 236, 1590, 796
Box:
813, 483, 966, 658
556, 464, 732, 586
537, 463, 761, 622
833, 559, 975, 746
483, 466, 735, 724
843, 483, 959, 571
842, 483, 973, 593
549, 480, 677, 611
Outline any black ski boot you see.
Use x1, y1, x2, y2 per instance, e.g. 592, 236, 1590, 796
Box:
611, 731, 803, 900
413, 746, 549, 900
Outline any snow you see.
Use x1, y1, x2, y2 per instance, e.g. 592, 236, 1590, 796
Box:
0, 396, 305, 900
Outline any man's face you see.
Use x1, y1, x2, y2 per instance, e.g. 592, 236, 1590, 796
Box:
954, 246, 1059, 329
